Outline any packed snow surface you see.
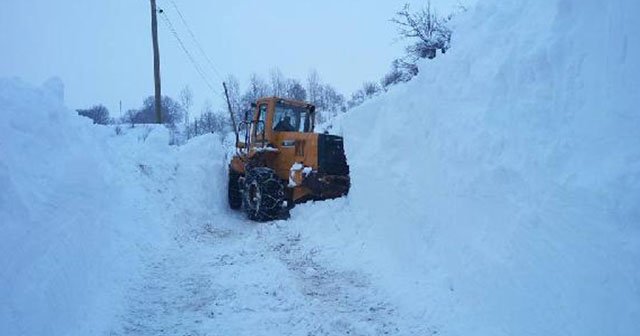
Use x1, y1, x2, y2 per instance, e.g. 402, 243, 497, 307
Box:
2, 0, 639, 335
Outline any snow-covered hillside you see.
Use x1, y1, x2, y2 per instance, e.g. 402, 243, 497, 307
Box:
1, 0, 639, 335
304, 0, 640, 334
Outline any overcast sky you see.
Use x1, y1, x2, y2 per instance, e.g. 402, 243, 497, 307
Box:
1, 0, 460, 116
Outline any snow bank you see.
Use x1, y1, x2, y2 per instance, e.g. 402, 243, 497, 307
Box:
2, 1, 638, 335
0, 78, 192, 335
289, 0, 640, 335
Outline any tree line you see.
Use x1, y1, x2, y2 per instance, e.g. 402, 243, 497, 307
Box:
349, 1, 463, 105
77, 67, 349, 141
77, 2, 461, 143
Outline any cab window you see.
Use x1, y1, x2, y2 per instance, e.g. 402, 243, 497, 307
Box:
255, 104, 268, 136
273, 103, 312, 132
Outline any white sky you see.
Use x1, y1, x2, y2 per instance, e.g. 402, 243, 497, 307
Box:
0, 0, 459, 116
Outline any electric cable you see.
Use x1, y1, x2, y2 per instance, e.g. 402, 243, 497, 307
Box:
164, 0, 226, 82
159, 11, 226, 101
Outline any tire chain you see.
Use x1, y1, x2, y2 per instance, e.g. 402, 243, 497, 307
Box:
243, 167, 285, 221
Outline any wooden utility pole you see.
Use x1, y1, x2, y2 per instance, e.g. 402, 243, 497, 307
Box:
150, 0, 162, 124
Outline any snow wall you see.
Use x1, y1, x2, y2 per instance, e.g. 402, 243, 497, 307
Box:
1, 0, 639, 335
289, 0, 640, 335
0, 78, 227, 335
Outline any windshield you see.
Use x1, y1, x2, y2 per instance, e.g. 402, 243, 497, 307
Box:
272, 103, 313, 132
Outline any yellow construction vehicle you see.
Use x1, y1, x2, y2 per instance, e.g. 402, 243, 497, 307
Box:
226, 96, 350, 221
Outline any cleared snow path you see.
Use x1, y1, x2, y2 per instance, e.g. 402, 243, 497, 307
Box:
52, 129, 412, 335
100, 134, 429, 336
99, 133, 433, 335
107, 215, 419, 336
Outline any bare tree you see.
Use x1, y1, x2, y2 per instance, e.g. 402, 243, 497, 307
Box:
242, 73, 270, 113
392, 2, 452, 60
77, 105, 110, 125
306, 69, 322, 106
321, 84, 344, 111
381, 59, 419, 89
347, 90, 366, 110
179, 86, 193, 126
185, 100, 227, 139
345, 81, 381, 110
127, 96, 183, 126
285, 79, 307, 101
199, 100, 227, 134
224, 75, 244, 124
270, 68, 287, 97
362, 82, 381, 97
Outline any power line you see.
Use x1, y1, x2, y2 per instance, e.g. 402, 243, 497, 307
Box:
159, 11, 224, 100
141, 0, 228, 104
165, 0, 226, 82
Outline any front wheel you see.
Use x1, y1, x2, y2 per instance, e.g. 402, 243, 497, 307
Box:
242, 167, 286, 221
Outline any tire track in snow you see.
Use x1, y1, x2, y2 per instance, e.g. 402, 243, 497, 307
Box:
267, 230, 400, 335
107, 218, 410, 336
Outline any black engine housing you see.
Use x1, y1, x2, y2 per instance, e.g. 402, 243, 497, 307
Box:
317, 134, 350, 176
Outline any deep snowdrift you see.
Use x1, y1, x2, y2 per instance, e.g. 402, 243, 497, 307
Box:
288, 0, 640, 335
2, 0, 639, 335
0, 78, 227, 335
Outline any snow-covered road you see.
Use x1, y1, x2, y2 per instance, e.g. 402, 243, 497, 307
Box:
108, 210, 425, 336
3, 1, 640, 335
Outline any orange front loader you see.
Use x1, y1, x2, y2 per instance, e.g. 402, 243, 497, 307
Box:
227, 97, 350, 221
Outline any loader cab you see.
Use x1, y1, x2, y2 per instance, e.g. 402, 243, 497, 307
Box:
272, 102, 314, 133
250, 97, 315, 144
